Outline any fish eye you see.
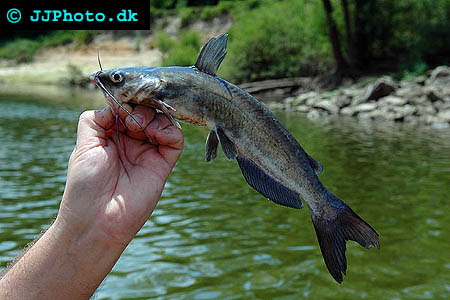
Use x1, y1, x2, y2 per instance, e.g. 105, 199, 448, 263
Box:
110, 71, 123, 83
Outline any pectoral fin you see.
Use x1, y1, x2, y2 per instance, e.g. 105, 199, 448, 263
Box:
307, 153, 323, 175
205, 130, 219, 162
215, 126, 237, 160
236, 155, 303, 209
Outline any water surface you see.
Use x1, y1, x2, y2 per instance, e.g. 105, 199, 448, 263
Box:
0, 91, 449, 300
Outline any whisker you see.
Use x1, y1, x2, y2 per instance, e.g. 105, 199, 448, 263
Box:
97, 51, 103, 71
94, 76, 153, 143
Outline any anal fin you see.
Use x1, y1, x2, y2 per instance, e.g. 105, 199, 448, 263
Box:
237, 155, 302, 209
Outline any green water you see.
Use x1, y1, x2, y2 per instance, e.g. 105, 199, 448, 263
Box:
0, 93, 449, 300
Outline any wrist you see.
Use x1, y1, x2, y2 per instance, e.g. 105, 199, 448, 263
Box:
53, 212, 130, 252
0, 213, 127, 299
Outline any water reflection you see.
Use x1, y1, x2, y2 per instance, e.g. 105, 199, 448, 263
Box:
0, 95, 449, 300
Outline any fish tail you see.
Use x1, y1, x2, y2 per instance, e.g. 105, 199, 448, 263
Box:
310, 190, 379, 283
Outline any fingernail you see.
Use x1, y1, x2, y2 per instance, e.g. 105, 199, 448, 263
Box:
132, 113, 143, 125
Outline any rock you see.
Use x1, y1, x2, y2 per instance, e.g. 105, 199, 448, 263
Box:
367, 108, 395, 121
341, 102, 378, 116
283, 96, 296, 106
340, 106, 355, 116
306, 97, 321, 106
396, 83, 423, 100
313, 100, 339, 114
333, 95, 352, 108
267, 102, 285, 110
424, 86, 443, 103
294, 105, 310, 113
409, 95, 428, 105
355, 103, 378, 113
428, 66, 450, 83
419, 115, 441, 125
307, 109, 322, 119
296, 91, 318, 105
416, 104, 437, 116
412, 75, 426, 86
434, 101, 450, 112
378, 95, 408, 106
391, 105, 417, 119
436, 110, 450, 122
357, 76, 397, 104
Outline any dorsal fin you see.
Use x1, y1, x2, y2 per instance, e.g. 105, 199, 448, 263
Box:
195, 33, 228, 76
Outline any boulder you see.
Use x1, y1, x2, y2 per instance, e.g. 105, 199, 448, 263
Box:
391, 105, 417, 119
283, 96, 296, 106
396, 83, 423, 100
416, 104, 437, 116
296, 91, 318, 105
306, 97, 321, 106
378, 95, 408, 106
267, 102, 285, 110
294, 105, 311, 113
428, 66, 450, 83
333, 95, 352, 108
354, 102, 378, 113
341, 102, 378, 116
307, 109, 322, 119
436, 110, 450, 122
313, 100, 339, 114
424, 85, 444, 103
357, 76, 398, 104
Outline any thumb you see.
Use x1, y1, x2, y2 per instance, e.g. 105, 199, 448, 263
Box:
75, 107, 114, 148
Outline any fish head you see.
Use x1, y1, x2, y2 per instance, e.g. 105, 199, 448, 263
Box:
90, 67, 163, 107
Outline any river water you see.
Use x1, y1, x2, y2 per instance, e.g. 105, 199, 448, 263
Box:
0, 90, 449, 299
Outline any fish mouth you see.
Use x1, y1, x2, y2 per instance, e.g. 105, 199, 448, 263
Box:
91, 71, 180, 129
90, 71, 153, 142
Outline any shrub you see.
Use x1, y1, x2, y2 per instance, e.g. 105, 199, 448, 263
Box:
219, 0, 332, 82
153, 31, 176, 53
0, 39, 40, 63
162, 31, 202, 66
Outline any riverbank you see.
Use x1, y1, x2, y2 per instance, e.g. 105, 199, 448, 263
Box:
0, 30, 448, 128
269, 66, 450, 129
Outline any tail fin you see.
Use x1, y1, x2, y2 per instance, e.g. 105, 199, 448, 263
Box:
310, 192, 379, 283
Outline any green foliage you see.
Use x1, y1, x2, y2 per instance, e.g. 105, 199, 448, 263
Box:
219, 0, 332, 82
153, 31, 176, 53
180, 7, 198, 27
0, 39, 40, 63
164, 46, 200, 66
199, 1, 236, 21
0, 31, 96, 63
353, 0, 450, 72
154, 31, 202, 67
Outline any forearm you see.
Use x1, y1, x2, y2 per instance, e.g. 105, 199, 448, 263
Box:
0, 216, 127, 299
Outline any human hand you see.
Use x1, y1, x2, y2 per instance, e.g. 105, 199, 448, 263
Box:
58, 104, 184, 246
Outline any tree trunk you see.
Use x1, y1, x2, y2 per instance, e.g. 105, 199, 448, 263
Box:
321, 0, 348, 72
340, 0, 355, 68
